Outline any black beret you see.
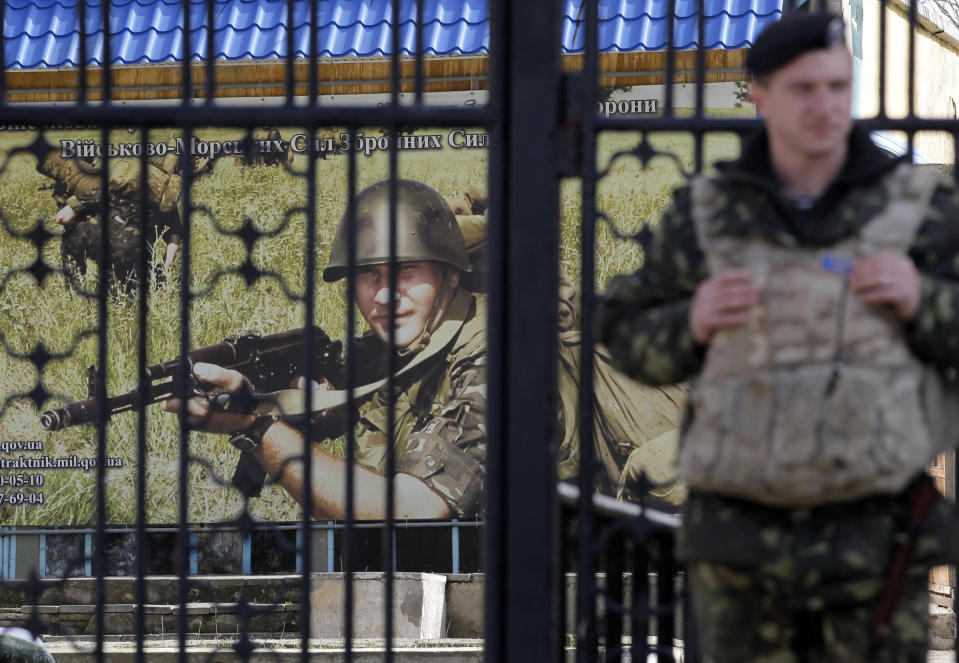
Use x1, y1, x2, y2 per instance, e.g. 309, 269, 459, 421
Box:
746, 12, 846, 76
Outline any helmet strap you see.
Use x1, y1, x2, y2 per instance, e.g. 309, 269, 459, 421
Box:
398, 267, 454, 357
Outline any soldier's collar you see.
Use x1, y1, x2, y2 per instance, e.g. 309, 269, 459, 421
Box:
717, 124, 904, 189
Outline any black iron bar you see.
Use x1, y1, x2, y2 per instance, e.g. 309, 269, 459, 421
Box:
657, 536, 677, 663
205, 0, 215, 102
385, 1, 402, 658
415, 0, 425, 103
286, 0, 296, 102
663, 0, 676, 117
134, 127, 150, 663
694, 0, 705, 119
344, 127, 359, 663
908, 0, 916, 119
176, 122, 194, 663
299, 121, 318, 663
309, 0, 319, 104
577, 0, 600, 661
604, 534, 624, 663
484, 0, 507, 653
103, 0, 112, 103
879, 0, 887, 118
631, 539, 650, 662
93, 123, 110, 663
181, 0, 192, 104
78, 1, 88, 103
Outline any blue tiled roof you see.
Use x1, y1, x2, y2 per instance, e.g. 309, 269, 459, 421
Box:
4, 0, 783, 70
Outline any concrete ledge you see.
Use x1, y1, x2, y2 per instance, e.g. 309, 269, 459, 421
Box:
311, 573, 447, 639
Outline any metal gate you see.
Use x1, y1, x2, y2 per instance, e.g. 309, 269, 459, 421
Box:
1, 0, 958, 661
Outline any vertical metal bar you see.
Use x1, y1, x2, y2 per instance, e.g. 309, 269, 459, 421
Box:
327, 523, 335, 573
414, 0, 425, 103
78, 0, 88, 103
94, 122, 112, 662
285, 0, 296, 102
694, 0, 705, 119
102, 0, 112, 102
38, 535, 46, 578
309, 0, 319, 104
134, 127, 150, 663
656, 536, 676, 663
385, 2, 402, 657
176, 122, 195, 663
578, 0, 599, 661
604, 534, 625, 663
630, 539, 649, 661
663, 0, 677, 117
181, 0, 192, 103
300, 122, 318, 662
451, 522, 460, 574
344, 127, 359, 659
907, 0, 916, 118
878, 0, 887, 118
205, 0, 216, 102
0, 0, 7, 103
391, 0, 402, 106
485, 4, 560, 663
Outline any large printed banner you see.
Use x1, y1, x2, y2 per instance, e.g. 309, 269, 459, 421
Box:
0, 93, 700, 527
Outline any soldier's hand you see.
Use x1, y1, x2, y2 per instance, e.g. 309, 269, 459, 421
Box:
850, 252, 921, 322
55, 205, 77, 226
163, 362, 256, 433
689, 268, 761, 345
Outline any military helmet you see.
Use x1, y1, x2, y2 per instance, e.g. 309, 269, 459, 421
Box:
323, 179, 472, 282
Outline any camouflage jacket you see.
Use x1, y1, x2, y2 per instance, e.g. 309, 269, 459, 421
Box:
320, 290, 486, 519
38, 153, 184, 240
596, 125, 959, 568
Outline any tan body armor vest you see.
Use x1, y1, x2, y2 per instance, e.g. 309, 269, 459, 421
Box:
681, 163, 947, 507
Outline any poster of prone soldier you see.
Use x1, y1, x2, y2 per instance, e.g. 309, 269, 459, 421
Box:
0, 109, 713, 527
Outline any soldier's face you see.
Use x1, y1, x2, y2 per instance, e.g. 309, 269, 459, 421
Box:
751, 46, 853, 161
356, 261, 459, 347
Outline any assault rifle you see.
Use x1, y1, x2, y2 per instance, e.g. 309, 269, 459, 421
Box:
40, 326, 342, 432
40, 326, 343, 497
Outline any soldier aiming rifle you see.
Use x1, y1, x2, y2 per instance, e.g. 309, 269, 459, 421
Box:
37, 149, 184, 292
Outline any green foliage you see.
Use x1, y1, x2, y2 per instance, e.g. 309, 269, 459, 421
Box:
0, 120, 744, 526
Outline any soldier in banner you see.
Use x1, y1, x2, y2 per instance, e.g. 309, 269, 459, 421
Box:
166, 179, 487, 519
597, 13, 959, 662
37, 150, 183, 291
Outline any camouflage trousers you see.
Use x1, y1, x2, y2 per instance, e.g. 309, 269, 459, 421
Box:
688, 560, 929, 663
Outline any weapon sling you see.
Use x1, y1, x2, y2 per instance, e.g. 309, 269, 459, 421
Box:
871, 476, 937, 643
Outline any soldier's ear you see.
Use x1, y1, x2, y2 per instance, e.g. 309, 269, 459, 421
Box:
448, 269, 460, 290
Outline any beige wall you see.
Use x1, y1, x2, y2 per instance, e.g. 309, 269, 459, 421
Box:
849, 0, 959, 163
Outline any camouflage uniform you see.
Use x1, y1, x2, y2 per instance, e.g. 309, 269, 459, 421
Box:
309, 290, 487, 519
38, 153, 183, 291
596, 126, 959, 662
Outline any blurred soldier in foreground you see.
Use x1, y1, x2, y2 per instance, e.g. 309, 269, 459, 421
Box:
0, 627, 55, 662
598, 12, 959, 662
166, 179, 486, 519
37, 151, 183, 292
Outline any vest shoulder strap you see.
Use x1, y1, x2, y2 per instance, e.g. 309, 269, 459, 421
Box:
857, 162, 943, 254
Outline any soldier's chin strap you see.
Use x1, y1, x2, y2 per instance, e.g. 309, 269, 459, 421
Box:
399, 269, 454, 357
251, 287, 472, 418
